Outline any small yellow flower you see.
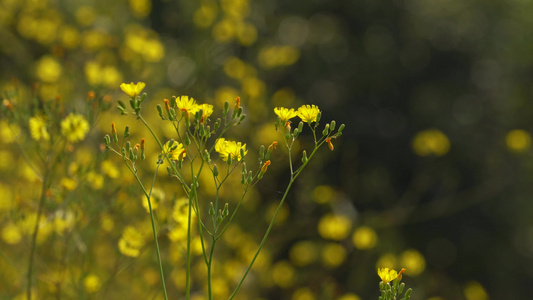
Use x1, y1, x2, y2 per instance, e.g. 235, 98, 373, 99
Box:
162, 140, 186, 161
274, 107, 297, 122
377, 268, 398, 284
84, 274, 102, 293
215, 138, 247, 162
175, 95, 197, 113
194, 103, 214, 120
29, 115, 50, 141
120, 82, 146, 97
118, 226, 145, 257
60, 113, 89, 143
297, 104, 320, 123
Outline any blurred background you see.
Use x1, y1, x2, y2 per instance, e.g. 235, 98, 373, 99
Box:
1, 0, 533, 299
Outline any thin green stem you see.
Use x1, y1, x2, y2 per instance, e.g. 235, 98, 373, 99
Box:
27, 172, 48, 300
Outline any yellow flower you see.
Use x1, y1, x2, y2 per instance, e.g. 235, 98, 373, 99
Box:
84, 274, 101, 293
412, 129, 450, 156
215, 138, 247, 162
162, 140, 186, 161
60, 113, 89, 143
377, 268, 398, 284
118, 226, 145, 257
193, 103, 214, 120
175, 95, 197, 113
120, 82, 146, 97
506, 129, 531, 153
274, 107, 297, 122
297, 104, 320, 123
29, 115, 50, 141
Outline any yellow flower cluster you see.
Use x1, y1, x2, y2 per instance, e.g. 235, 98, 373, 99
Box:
215, 138, 247, 162
175, 95, 214, 119
274, 104, 321, 123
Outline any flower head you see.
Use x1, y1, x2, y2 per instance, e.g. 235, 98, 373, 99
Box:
274, 107, 297, 122
377, 268, 398, 284
61, 113, 89, 143
120, 82, 146, 97
162, 140, 186, 161
175, 95, 197, 114
215, 138, 247, 162
29, 115, 50, 141
193, 103, 214, 120
297, 104, 320, 123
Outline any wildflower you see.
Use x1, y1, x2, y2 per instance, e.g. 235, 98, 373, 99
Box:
274, 107, 297, 122
84, 274, 101, 293
29, 115, 50, 141
235, 96, 241, 110
260, 160, 271, 174
377, 268, 398, 284
60, 113, 89, 143
215, 138, 247, 162
194, 103, 214, 120
175, 95, 197, 114
163, 98, 171, 111
120, 82, 146, 97
297, 104, 320, 123
162, 140, 186, 161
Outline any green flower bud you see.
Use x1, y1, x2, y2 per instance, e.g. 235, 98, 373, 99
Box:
209, 202, 215, 215
213, 164, 219, 177
338, 123, 345, 132
259, 145, 265, 160
302, 150, 308, 163
223, 101, 229, 116
117, 100, 126, 109
298, 121, 304, 133
322, 124, 330, 136
330, 120, 336, 131
222, 203, 229, 217
123, 126, 130, 138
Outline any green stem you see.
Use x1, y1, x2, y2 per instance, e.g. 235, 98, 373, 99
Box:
27, 172, 48, 300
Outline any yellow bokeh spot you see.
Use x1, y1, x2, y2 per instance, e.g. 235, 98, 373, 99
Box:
35, 55, 62, 83
1, 222, 22, 244
61, 25, 80, 48
215, 86, 240, 108
118, 226, 145, 257
101, 160, 120, 178
84, 274, 101, 293
271, 261, 295, 288
242, 77, 265, 99
317, 214, 352, 240
412, 129, 450, 157
292, 287, 315, 300
129, 0, 151, 19
312, 185, 335, 204
0, 121, 20, 143
258, 46, 300, 69
464, 281, 489, 300
400, 249, 426, 276
60, 177, 78, 191
272, 87, 296, 109
352, 226, 378, 250
337, 293, 362, 300
289, 240, 318, 266
212, 18, 237, 42
237, 22, 257, 46
193, 1, 218, 28
376, 253, 398, 270
224, 57, 246, 79
82, 30, 107, 51
321, 243, 346, 267
76, 6, 96, 26
506, 129, 531, 153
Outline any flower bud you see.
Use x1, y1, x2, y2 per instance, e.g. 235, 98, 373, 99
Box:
330, 120, 336, 131
111, 123, 118, 143
209, 202, 215, 215
322, 124, 330, 136
140, 138, 146, 160
222, 203, 229, 217
259, 145, 265, 160
104, 135, 111, 147
213, 164, 219, 177
123, 126, 130, 138
302, 150, 308, 163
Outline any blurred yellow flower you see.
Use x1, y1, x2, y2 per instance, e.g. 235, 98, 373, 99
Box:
101, 160, 120, 178
83, 274, 101, 293
311, 185, 335, 204
162, 140, 186, 161
118, 226, 145, 257
506, 129, 531, 153
321, 242, 346, 267
464, 281, 489, 300
292, 287, 315, 300
1, 222, 22, 244
401, 249, 426, 276
129, 0, 151, 19
60, 177, 78, 191
35, 55, 62, 83
237, 22, 258, 46
60, 113, 89, 143
337, 293, 362, 300
215, 138, 247, 161
87, 172, 104, 190
29, 115, 50, 141
120, 82, 146, 98
274, 107, 298, 123
352, 226, 378, 250
412, 129, 450, 156
142, 187, 165, 213
289, 240, 318, 266
317, 213, 352, 240
258, 46, 300, 69
377, 267, 398, 284
271, 261, 295, 288
298, 105, 320, 123
193, 2, 218, 28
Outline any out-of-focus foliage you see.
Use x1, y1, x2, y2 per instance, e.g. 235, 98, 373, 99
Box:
1, 0, 533, 299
